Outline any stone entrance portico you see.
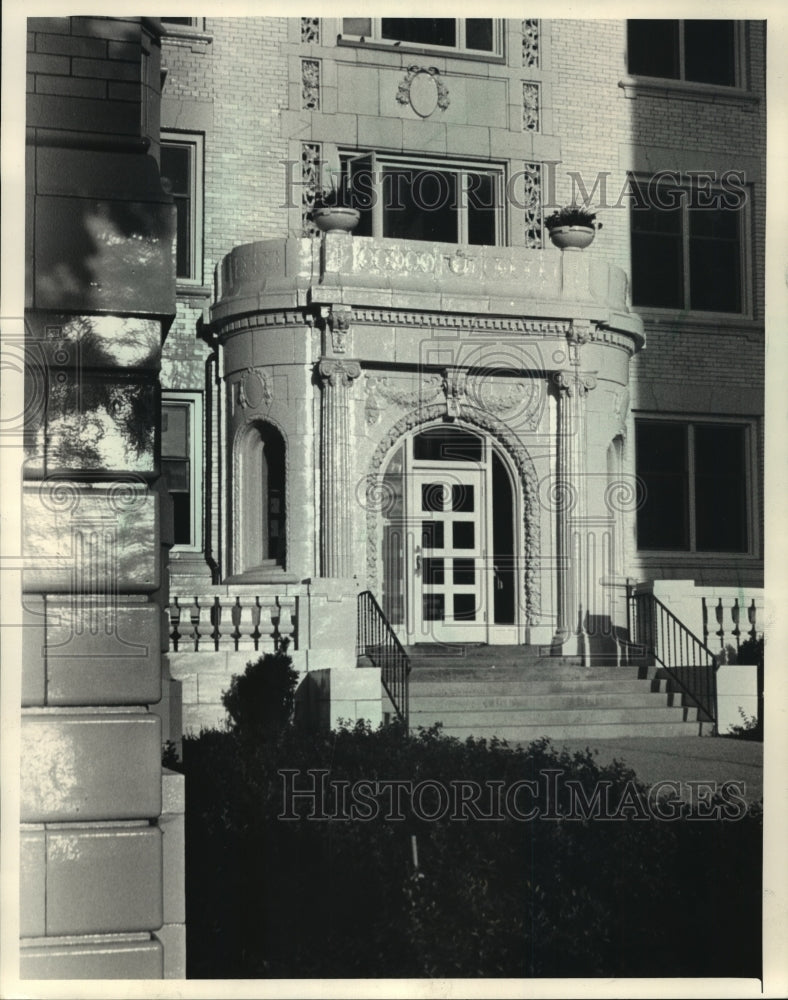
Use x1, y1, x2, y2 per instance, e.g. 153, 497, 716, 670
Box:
188, 231, 645, 723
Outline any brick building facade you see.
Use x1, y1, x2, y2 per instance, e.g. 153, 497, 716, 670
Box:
17, 15, 765, 979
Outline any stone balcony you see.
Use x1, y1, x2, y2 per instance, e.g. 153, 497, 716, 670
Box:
211, 234, 645, 348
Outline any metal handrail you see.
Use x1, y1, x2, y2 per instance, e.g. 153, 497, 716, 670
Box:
628, 586, 719, 730
357, 590, 410, 725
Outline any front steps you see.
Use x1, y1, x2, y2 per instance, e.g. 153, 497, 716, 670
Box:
401, 645, 710, 741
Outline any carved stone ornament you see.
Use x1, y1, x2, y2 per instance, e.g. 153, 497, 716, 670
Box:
318, 358, 361, 388
443, 368, 467, 420
326, 304, 352, 354
364, 374, 444, 425
396, 65, 450, 118
237, 367, 272, 412
554, 370, 598, 397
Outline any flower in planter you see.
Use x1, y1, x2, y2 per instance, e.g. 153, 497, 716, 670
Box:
544, 203, 602, 231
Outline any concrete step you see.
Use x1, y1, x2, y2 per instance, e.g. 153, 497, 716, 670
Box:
409, 676, 661, 695
419, 721, 705, 741
410, 706, 693, 728
410, 691, 679, 712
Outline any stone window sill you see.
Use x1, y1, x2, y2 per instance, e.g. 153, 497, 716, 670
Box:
618, 75, 759, 107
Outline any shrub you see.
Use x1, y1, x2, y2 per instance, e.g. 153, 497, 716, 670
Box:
221, 649, 299, 741
182, 722, 762, 979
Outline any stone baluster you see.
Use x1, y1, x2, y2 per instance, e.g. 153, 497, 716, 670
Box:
554, 369, 597, 659
233, 596, 259, 652
187, 596, 202, 651
262, 602, 279, 651
168, 599, 182, 651
318, 358, 361, 578
277, 595, 297, 651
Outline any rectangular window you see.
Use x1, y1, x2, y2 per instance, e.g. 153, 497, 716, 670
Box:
341, 18, 500, 55
344, 152, 504, 246
627, 20, 738, 86
636, 420, 750, 554
630, 181, 745, 314
160, 134, 203, 282
162, 395, 202, 548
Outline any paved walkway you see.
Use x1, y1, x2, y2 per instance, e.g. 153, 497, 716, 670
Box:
546, 736, 764, 804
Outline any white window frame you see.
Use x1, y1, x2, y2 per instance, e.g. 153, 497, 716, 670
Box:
634, 415, 758, 559
160, 131, 204, 286
339, 18, 503, 58
341, 151, 507, 247
626, 19, 744, 89
162, 391, 203, 552
629, 175, 752, 320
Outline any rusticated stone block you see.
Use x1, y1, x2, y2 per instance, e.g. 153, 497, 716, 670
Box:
20, 935, 163, 979
44, 600, 161, 706
21, 711, 161, 822
22, 483, 159, 594
46, 826, 162, 935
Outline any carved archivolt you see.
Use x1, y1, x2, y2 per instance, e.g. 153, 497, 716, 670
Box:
363, 404, 542, 626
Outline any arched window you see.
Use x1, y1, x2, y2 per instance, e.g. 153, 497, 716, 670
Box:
237, 422, 286, 575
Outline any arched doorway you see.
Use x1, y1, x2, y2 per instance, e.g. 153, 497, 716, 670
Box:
235, 421, 286, 575
380, 423, 520, 644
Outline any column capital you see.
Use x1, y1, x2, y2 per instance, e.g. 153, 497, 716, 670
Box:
318, 358, 361, 388
554, 370, 597, 397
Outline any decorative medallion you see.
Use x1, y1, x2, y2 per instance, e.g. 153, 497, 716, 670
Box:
238, 367, 272, 412
396, 65, 450, 118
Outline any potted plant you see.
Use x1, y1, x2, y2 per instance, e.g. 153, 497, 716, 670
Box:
544, 203, 602, 250
309, 166, 361, 234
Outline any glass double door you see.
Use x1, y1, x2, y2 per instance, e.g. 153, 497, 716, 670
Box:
408, 465, 488, 642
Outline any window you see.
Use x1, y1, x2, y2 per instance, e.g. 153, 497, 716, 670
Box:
160, 134, 203, 282
343, 153, 504, 246
635, 420, 751, 553
341, 18, 500, 55
627, 20, 738, 86
161, 395, 201, 548
630, 180, 745, 314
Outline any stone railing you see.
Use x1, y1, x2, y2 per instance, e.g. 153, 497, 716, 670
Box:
167, 592, 297, 652
702, 594, 765, 663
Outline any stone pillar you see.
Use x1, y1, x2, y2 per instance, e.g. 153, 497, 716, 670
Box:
554, 368, 597, 659
318, 358, 361, 578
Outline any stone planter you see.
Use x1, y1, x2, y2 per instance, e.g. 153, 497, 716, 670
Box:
312, 207, 361, 234
548, 225, 596, 251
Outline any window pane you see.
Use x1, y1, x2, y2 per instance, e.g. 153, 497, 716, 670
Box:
685, 20, 735, 86
627, 20, 679, 78
382, 168, 458, 243
421, 521, 444, 549
171, 493, 191, 545
465, 19, 494, 51
381, 18, 456, 47
636, 422, 689, 550
422, 482, 447, 512
451, 484, 474, 512
631, 230, 683, 308
162, 404, 189, 457
414, 427, 482, 462
162, 458, 190, 492
694, 425, 747, 551
161, 144, 193, 277
453, 594, 477, 621
452, 521, 475, 549
161, 144, 190, 196
423, 594, 445, 621
689, 207, 741, 312
466, 172, 497, 245
453, 558, 475, 585
423, 557, 445, 584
